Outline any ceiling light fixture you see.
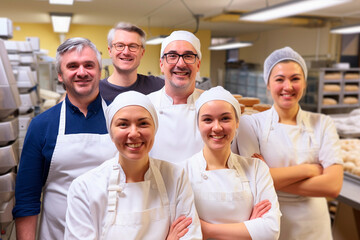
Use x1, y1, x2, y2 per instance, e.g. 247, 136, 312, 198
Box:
146, 35, 168, 45
50, 13, 72, 33
49, 0, 74, 5
240, 0, 351, 22
209, 42, 253, 50
330, 23, 360, 34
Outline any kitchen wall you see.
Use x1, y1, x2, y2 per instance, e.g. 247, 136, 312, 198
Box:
11, 22, 211, 78
210, 23, 342, 87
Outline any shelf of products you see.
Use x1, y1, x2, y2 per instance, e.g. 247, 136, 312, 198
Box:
317, 68, 360, 113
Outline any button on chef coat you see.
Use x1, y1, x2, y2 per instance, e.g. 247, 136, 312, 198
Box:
233, 106, 343, 240
184, 150, 281, 240
65, 156, 202, 240
148, 87, 204, 164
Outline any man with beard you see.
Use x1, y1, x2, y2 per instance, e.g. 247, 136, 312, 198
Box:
13, 38, 117, 240
100, 22, 164, 103
148, 30, 204, 164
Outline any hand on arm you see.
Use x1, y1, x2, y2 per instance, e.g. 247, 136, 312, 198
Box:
252, 153, 265, 163
279, 164, 343, 197
167, 216, 192, 240
15, 215, 38, 240
250, 199, 271, 220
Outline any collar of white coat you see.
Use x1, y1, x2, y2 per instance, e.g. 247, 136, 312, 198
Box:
263, 105, 316, 144
159, 87, 202, 109
196, 150, 247, 181
109, 153, 153, 187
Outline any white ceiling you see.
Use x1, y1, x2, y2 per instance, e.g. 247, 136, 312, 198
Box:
1, 0, 360, 37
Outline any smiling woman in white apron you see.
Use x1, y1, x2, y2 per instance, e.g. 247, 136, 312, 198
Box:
232, 47, 343, 240
65, 91, 202, 240
184, 86, 281, 240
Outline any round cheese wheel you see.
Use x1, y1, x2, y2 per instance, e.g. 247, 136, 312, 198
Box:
242, 109, 259, 115
238, 97, 260, 107
253, 103, 271, 112
239, 103, 245, 114
232, 94, 242, 100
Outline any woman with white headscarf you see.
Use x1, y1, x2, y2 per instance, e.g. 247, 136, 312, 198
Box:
232, 47, 343, 240
184, 86, 281, 240
64, 91, 202, 240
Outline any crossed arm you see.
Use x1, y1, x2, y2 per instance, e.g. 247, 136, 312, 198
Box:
252, 153, 343, 198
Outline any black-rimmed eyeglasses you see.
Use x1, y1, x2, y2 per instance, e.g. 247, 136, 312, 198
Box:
163, 53, 198, 64
112, 42, 142, 52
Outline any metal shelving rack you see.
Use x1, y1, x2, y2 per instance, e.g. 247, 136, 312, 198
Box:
317, 68, 360, 113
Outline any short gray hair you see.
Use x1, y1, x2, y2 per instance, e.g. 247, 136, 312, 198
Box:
55, 37, 102, 74
107, 22, 146, 49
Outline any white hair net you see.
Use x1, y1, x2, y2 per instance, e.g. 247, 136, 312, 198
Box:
160, 30, 202, 60
105, 91, 158, 134
263, 46, 307, 85
195, 86, 241, 122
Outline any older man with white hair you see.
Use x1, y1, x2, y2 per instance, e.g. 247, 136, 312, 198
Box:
148, 30, 204, 164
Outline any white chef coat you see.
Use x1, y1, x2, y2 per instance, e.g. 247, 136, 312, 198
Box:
40, 99, 117, 240
148, 87, 204, 164
184, 150, 281, 240
233, 106, 343, 240
65, 155, 202, 240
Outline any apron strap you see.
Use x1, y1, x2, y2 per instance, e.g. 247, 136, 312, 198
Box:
298, 109, 319, 148
58, 101, 66, 136
262, 106, 276, 143
227, 153, 248, 182
101, 160, 123, 240
149, 159, 170, 209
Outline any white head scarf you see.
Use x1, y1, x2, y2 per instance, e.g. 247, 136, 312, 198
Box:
263, 46, 308, 85
105, 91, 158, 134
195, 86, 241, 122
160, 30, 202, 60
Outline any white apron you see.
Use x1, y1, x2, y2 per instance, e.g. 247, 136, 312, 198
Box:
260, 107, 332, 240
39, 99, 117, 240
190, 151, 254, 224
101, 158, 172, 240
149, 88, 203, 163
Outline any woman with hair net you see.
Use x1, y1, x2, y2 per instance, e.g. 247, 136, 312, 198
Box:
64, 91, 202, 240
232, 47, 343, 240
184, 86, 281, 240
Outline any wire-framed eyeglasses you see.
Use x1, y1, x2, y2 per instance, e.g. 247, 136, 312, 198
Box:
163, 53, 198, 64
112, 42, 142, 52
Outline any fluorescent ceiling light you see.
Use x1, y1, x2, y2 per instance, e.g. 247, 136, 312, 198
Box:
146, 35, 167, 45
240, 0, 351, 22
50, 13, 72, 33
331, 24, 360, 34
49, 0, 74, 5
209, 42, 253, 50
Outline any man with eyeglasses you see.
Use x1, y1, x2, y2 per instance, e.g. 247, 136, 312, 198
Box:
148, 30, 204, 164
100, 22, 164, 103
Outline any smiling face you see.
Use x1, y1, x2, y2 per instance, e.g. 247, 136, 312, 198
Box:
58, 46, 100, 101
198, 100, 239, 152
108, 29, 145, 74
160, 40, 200, 93
110, 105, 155, 163
268, 61, 306, 111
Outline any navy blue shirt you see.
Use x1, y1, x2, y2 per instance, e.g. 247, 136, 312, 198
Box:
99, 74, 164, 104
13, 94, 108, 218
